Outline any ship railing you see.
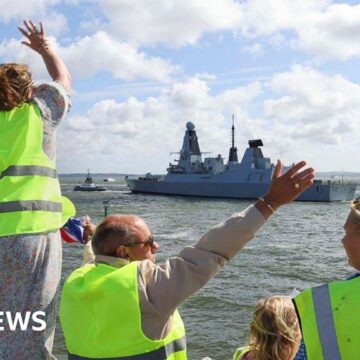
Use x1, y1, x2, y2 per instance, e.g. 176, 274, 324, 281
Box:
315, 178, 360, 186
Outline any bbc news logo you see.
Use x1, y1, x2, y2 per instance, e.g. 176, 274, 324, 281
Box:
0, 311, 46, 331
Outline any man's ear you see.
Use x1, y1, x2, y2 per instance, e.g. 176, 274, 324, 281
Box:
116, 245, 129, 259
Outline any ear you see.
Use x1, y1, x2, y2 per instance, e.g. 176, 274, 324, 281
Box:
116, 245, 129, 259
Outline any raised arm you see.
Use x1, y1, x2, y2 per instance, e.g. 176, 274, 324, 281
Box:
18, 20, 71, 93
142, 160, 315, 316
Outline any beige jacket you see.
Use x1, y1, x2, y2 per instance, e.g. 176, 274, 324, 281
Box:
82, 204, 266, 340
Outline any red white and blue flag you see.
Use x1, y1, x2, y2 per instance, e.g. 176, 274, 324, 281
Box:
60, 217, 86, 244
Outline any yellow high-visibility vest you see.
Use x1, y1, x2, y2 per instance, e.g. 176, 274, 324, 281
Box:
294, 275, 360, 360
233, 346, 251, 360
60, 261, 187, 359
0, 102, 75, 236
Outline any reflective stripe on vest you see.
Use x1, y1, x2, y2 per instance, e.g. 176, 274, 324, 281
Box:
68, 336, 186, 360
0, 103, 75, 236
312, 284, 341, 360
0, 200, 62, 213
295, 276, 360, 360
0, 165, 57, 179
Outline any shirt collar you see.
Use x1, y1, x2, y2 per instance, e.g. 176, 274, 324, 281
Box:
94, 254, 130, 268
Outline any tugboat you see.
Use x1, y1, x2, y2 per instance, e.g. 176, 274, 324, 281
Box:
74, 170, 106, 192
126, 119, 357, 202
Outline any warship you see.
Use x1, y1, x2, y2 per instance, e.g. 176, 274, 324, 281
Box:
126, 121, 356, 201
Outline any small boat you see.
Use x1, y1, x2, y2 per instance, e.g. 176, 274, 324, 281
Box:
74, 170, 106, 192
103, 177, 116, 182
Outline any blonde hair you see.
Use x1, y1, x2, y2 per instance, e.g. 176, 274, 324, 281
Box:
349, 198, 360, 235
0, 63, 33, 111
248, 296, 301, 360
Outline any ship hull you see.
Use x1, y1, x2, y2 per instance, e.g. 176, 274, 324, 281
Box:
126, 178, 356, 202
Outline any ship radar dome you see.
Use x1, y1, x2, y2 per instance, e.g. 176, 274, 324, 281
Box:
186, 122, 195, 130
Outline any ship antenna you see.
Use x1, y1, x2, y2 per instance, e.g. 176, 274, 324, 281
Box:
232, 114, 235, 148
228, 114, 238, 164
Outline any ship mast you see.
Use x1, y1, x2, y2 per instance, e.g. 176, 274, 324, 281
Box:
228, 114, 238, 164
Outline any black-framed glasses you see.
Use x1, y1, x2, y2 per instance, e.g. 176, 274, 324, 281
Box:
124, 235, 155, 247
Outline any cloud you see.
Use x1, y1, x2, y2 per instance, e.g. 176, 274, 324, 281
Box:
0, 0, 61, 21
242, 43, 264, 58
0, 31, 179, 82
57, 77, 262, 173
265, 65, 360, 127
94, 0, 243, 47
296, 3, 360, 60
238, 0, 360, 61
57, 67, 360, 173
0, 0, 68, 35
263, 65, 360, 165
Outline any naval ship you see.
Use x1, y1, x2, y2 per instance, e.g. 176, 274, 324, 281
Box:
126, 121, 356, 201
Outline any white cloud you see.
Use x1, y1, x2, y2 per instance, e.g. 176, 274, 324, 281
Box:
238, 0, 360, 61
242, 43, 264, 58
0, 0, 68, 34
58, 67, 360, 173
239, 0, 330, 37
0, 31, 179, 83
296, 3, 360, 60
57, 77, 262, 173
265, 65, 360, 127
263, 65, 360, 167
96, 0, 243, 47
0, 0, 61, 21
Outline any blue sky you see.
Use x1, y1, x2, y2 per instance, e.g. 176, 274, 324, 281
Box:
1, 0, 360, 174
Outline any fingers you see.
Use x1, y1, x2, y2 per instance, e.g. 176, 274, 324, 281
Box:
292, 167, 315, 183
273, 160, 282, 178
19, 20, 42, 38
29, 20, 37, 32
296, 173, 315, 192
23, 20, 33, 33
284, 160, 306, 179
18, 26, 30, 39
21, 41, 32, 48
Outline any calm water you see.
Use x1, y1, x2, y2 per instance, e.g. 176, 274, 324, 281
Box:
54, 175, 358, 359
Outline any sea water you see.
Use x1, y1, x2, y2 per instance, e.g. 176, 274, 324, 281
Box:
54, 175, 358, 359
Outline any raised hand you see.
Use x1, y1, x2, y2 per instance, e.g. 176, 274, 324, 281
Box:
18, 19, 71, 93
264, 160, 315, 210
18, 20, 49, 54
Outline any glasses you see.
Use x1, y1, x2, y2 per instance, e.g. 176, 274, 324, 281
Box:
124, 235, 155, 247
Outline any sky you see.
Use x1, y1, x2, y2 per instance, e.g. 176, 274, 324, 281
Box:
1, 0, 360, 174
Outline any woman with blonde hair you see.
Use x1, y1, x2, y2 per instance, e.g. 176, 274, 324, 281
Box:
233, 296, 302, 360
0, 21, 74, 359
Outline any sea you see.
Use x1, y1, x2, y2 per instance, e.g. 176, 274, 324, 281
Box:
54, 175, 359, 360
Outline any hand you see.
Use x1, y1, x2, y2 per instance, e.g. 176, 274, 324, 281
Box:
264, 160, 315, 210
18, 20, 49, 54
81, 215, 96, 243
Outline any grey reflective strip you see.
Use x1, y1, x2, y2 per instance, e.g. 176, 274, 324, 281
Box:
0, 165, 57, 179
0, 200, 62, 213
312, 284, 342, 360
68, 336, 186, 360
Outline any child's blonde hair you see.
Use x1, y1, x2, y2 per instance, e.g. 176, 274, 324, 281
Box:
248, 295, 301, 360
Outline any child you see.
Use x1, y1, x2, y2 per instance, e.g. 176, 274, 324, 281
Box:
233, 296, 302, 360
